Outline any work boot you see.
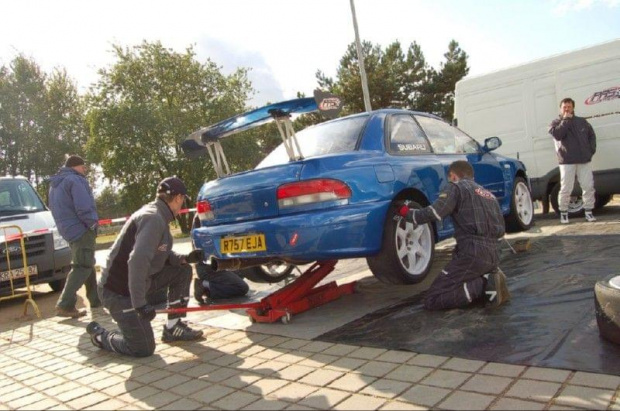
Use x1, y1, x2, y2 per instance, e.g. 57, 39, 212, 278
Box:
162, 321, 204, 343
56, 306, 87, 318
484, 268, 511, 307
86, 321, 105, 349
585, 210, 596, 222
560, 212, 569, 224
193, 278, 211, 305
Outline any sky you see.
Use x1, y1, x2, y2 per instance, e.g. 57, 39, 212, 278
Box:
1, 0, 620, 107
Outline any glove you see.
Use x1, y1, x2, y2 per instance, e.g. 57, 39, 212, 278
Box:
398, 205, 409, 217
135, 304, 156, 321
393, 201, 412, 222
185, 249, 204, 264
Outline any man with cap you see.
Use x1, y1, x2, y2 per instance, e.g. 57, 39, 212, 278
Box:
86, 176, 203, 358
49, 155, 101, 317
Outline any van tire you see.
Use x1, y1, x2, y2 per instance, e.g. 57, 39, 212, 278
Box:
505, 177, 534, 232
241, 263, 295, 284
550, 183, 610, 215
49, 279, 65, 293
595, 275, 620, 345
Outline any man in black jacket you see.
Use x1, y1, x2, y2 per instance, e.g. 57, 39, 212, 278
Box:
549, 97, 597, 224
398, 161, 510, 311
86, 177, 203, 357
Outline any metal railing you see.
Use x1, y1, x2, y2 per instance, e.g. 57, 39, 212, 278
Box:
0, 225, 41, 318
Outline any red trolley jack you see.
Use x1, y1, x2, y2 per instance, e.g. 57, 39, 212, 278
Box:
158, 260, 356, 324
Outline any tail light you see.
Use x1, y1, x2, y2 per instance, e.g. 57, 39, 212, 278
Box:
277, 179, 352, 208
196, 200, 214, 221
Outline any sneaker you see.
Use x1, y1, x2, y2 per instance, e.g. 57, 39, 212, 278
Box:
86, 321, 105, 349
585, 211, 596, 222
162, 321, 204, 343
193, 278, 210, 305
56, 306, 87, 318
560, 212, 569, 224
484, 268, 511, 307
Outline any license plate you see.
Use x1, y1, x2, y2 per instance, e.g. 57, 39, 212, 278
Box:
220, 234, 267, 254
0, 265, 38, 282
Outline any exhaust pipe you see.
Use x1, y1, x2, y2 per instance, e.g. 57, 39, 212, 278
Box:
209, 256, 276, 272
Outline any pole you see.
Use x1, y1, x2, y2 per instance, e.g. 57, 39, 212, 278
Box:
349, 0, 372, 112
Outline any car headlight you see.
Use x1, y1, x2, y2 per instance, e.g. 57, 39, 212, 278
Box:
51, 228, 69, 250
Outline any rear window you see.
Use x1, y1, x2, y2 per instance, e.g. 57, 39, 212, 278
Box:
257, 115, 368, 169
0, 179, 46, 216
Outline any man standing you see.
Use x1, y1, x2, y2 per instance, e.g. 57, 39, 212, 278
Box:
49, 155, 101, 318
398, 161, 510, 310
86, 177, 203, 358
549, 97, 597, 224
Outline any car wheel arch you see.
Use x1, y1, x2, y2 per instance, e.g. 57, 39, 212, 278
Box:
390, 188, 437, 237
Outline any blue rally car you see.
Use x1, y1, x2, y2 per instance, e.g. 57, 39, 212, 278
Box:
183, 95, 533, 285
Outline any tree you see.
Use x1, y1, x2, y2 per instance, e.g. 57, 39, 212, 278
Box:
86, 41, 254, 232
434, 40, 469, 121
0, 56, 86, 186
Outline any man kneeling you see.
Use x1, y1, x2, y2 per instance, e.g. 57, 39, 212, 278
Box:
398, 161, 511, 310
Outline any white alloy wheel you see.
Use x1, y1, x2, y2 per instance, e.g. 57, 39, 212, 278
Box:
514, 181, 534, 226
395, 220, 433, 277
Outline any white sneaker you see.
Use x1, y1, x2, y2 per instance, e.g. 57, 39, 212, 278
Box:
560, 213, 569, 224
585, 211, 596, 222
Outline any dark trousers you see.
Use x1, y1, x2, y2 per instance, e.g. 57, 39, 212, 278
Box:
423, 238, 499, 311
57, 230, 100, 309
195, 263, 249, 299
97, 265, 191, 357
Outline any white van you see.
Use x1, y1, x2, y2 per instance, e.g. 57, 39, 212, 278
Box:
0, 176, 71, 295
454, 39, 620, 214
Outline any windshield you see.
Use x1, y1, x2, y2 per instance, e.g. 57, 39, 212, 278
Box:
0, 179, 47, 216
257, 115, 368, 169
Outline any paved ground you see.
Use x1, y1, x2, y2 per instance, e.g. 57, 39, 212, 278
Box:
2, 201, 620, 410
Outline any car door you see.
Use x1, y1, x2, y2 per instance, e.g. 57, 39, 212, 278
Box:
414, 115, 506, 202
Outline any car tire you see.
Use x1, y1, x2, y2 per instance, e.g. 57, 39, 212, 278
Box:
595, 275, 620, 345
367, 201, 435, 285
505, 177, 534, 232
241, 263, 296, 284
48, 279, 65, 293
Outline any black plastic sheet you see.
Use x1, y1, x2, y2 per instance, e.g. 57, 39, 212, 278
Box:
319, 235, 620, 375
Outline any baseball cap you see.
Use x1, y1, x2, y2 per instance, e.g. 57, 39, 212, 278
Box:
157, 177, 189, 198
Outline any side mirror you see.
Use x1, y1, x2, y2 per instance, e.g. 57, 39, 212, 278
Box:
484, 136, 502, 152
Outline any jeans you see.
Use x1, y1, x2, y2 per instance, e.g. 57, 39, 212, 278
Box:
195, 263, 249, 299
97, 264, 192, 358
56, 229, 100, 309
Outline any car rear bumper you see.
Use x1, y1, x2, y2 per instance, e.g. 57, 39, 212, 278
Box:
193, 201, 390, 262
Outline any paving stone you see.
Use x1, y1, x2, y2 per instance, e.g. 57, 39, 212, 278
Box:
252, 360, 290, 376
325, 357, 368, 372
278, 364, 316, 381
16, 397, 61, 410
189, 384, 236, 404
243, 378, 290, 396
333, 393, 387, 410
169, 378, 214, 396
374, 350, 416, 364
6, 392, 47, 409
490, 398, 546, 410
116, 385, 161, 403
132, 369, 174, 384
276, 352, 312, 364
328, 373, 377, 392
182, 362, 220, 378
200, 366, 241, 383
442, 358, 486, 373
221, 373, 263, 390
349, 347, 388, 360
260, 336, 292, 347
570, 372, 620, 389
299, 341, 335, 353
554, 385, 614, 410
480, 362, 526, 378
460, 374, 514, 394
321, 344, 360, 357
55, 386, 93, 403
277, 339, 311, 350
151, 373, 192, 390
396, 385, 451, 407
505, 380, 562, 402
408, 354, 449, 368
88, 398, 129, 410
297, 387, 351, 409
360, 378, 412, 399
212, 391, 262, 410
379, 400, 428, 410
384, 365, 433, 383
160, 397, 203, 410
301, 363, 348, 385
255, 349, 290, 360
422, 369, 472, 389
522, 367, 571, 383
242, 398, 290, 410
356, 361, 400, 378
65, 392, 110, 410
438, 391, 495, 410
298, 353, 339, 368
269, 382, 319, 402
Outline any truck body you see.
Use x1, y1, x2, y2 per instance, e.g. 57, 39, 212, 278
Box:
454, 39, 620, 213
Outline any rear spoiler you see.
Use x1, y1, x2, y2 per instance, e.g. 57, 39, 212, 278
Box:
182, 90, 343, 177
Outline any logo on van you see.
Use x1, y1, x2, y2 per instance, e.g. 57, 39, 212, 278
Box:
584, 87, 620, 105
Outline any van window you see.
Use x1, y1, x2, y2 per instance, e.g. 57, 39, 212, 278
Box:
0, 180, 46, 216
387, 115, 431, 154
415, 115, 480, 154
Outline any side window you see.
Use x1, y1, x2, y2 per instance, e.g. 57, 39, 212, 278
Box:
388, 115, 431, 154
415, 115, 480, 154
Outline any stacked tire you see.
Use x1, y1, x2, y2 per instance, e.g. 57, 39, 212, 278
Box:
595, 275, 620, 344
